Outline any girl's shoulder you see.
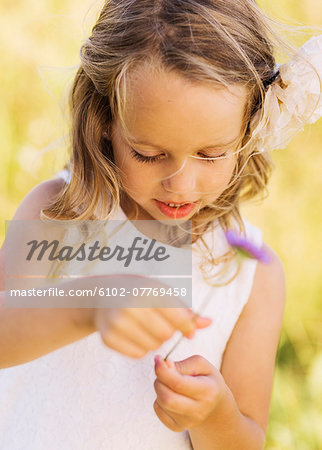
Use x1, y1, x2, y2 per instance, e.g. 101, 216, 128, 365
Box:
10, 178, 66, 222
0, 178, 66, 291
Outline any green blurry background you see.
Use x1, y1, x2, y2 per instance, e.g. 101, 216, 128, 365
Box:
0, 1, 321, 448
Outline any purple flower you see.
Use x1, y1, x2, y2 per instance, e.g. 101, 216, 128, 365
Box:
224, 229, 271, 263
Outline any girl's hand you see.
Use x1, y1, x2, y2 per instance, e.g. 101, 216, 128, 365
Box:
153, 354, 228, 432
87, 275, 213, 358
92, 308, 212, 358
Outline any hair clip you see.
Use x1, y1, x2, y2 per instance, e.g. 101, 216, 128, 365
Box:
263, 64, 281, 88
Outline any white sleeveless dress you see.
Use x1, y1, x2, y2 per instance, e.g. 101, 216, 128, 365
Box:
0, 174, 262, 449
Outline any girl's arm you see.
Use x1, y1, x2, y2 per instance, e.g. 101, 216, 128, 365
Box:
188, 245, 286, 449
0, 179, 97, 368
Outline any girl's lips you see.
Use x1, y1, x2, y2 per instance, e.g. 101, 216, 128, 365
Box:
154, 199, 197, 218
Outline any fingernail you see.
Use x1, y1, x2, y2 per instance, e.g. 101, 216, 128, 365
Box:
155, 355, 167, 368
198, 316, 212, 323
159, 356, 166, 367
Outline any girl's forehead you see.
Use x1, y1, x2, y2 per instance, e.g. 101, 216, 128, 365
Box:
116, 68, 248, 147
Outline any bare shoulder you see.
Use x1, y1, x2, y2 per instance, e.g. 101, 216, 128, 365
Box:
10, 178, 66, 221
0, 178, 66, 291
220, 242, 286, 434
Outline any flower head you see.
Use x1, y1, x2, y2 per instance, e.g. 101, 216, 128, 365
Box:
225, 229, 271, 263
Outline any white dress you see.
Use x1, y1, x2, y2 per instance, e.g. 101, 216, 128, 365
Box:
0, 182, 262, 449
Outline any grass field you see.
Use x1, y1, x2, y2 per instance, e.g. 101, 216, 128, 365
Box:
1, 1, 321, 448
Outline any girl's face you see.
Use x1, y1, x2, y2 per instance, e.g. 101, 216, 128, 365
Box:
110, 68, 248, 221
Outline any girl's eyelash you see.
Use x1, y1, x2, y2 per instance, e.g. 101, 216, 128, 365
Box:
197, 152, 227, 163
130, 149, 163, 164
130, 149, 227, 164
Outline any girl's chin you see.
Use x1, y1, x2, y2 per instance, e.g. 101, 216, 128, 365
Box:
122, 200, 156, 221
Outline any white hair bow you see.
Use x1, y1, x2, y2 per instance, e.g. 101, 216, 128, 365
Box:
250, 34, 322, 152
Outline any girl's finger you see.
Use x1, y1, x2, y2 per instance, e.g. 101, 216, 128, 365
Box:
156, 308, 212, 337
153, 401, 182, 432
108, 310, 164, 351
194, 316, 213, 329
154, 356, 212, 399
125, 308, 176, 343
99, 328, 148, 359
153, 377, 197, 414
172, 354, 214, 376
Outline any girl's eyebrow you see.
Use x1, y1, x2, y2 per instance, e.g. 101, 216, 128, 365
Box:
127, 136, 240, 151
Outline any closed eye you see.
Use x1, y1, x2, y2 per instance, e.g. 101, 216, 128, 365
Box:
130, 149, 227, 164
130, 149, 164, 164
196, 152, 227, 163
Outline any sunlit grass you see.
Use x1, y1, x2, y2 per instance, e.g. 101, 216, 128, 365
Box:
1, 1, 321, 448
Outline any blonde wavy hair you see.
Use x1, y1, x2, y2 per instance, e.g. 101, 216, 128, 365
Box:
43, 0, 294, 284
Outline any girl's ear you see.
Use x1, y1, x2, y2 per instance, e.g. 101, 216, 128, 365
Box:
103, 122, 114, 140
103, 123, 112, 140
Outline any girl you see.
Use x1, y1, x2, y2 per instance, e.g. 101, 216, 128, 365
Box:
0, 0, 321, 448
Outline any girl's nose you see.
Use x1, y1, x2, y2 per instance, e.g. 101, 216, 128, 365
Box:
161, 158, 197, 194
